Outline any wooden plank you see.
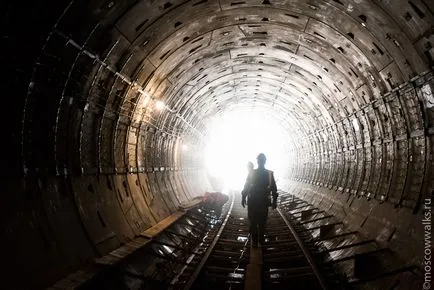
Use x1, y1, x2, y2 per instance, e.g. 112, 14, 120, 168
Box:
245, 264, 262, 290
94, 236, 151, 265
245, 245, 262, 290
51, 211, 187, 288
140, 211, 186, 238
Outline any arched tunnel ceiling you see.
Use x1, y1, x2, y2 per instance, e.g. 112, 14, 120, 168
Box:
83, 0, 431, 144
15, 0, 430, 219
3, 0, 433, 288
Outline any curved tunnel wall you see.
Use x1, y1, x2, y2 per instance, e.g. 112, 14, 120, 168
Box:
3, 0, 433, 288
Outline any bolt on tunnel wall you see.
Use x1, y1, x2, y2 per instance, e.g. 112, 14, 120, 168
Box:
2, 0, 433, 288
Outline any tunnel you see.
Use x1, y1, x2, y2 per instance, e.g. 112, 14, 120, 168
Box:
3, 0, 433, 288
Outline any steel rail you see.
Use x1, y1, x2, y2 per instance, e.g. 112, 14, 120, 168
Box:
182, 192, 236, 290
277, 207, 329, 290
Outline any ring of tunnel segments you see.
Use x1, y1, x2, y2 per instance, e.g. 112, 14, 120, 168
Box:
6, 0, 433, 288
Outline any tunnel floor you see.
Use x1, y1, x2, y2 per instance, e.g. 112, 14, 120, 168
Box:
49, 192, 424, 290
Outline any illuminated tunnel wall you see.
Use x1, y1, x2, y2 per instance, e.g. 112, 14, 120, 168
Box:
3, 0, 433, 288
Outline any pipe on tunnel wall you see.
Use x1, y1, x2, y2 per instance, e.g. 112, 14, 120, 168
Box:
2, 0, 433, 288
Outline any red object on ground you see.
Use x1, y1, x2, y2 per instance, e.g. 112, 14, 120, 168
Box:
203, 192, 229, 208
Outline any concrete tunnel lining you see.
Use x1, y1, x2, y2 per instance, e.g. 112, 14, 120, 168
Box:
2, 0, 433, 288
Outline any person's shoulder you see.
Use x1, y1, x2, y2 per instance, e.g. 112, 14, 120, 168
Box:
251, 169, 260, 178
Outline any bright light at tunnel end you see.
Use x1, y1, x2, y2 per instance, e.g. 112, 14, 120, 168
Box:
204, 111, 290, 192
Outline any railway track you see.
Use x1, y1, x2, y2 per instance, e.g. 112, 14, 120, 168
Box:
54, 190, 421, 290
174, 191, 249, 290
62, 191, 349, 290
171, 192, 338, 290
263, 208, 328, 289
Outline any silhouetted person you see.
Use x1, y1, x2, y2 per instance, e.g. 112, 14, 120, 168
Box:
241, 161, 254, 204
246, 161, 254, 172
241, 153, 278, 247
